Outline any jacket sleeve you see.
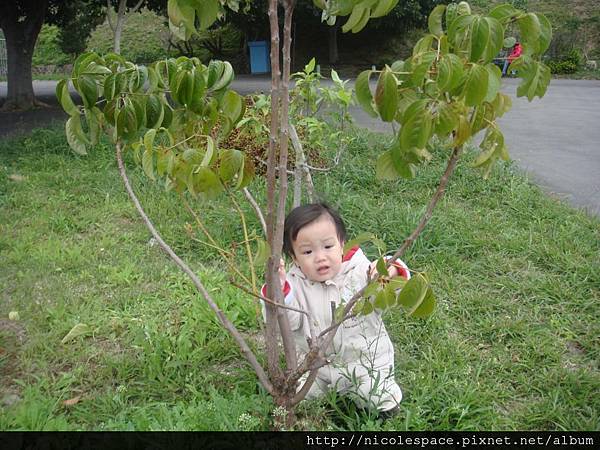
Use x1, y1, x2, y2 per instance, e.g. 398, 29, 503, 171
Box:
260, 281, 303, 331
388, 256, 411, 280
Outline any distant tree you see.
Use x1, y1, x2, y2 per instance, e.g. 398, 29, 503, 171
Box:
0, 0, 164, 111
0, 0, 49, 110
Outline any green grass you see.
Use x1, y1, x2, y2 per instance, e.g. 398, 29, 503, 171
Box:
0, 125, 598, 430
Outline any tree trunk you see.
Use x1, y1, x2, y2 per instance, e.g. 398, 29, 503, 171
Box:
0, 0, 48, 111
328, 24, 339, 64
113, 0, 127, 54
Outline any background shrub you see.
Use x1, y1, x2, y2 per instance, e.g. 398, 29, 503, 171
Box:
32, 25, 70, 66
86, 7, 169, 63
548, 49, 583, 74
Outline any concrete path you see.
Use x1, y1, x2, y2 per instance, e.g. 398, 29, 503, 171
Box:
1, 76, 599, 216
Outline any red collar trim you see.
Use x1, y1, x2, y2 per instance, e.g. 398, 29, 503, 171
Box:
342, 245, 360, 262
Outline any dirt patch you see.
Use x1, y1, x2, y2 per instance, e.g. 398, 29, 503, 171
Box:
0, 319, 27, 406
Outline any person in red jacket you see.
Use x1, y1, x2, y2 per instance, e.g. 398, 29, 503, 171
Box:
503, 42, 522, 76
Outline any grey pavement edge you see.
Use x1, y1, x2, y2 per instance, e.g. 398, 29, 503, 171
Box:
1, 76, 599, 217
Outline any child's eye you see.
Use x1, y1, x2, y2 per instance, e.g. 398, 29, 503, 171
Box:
325, 245, 334, 249
302, 250, 312, 255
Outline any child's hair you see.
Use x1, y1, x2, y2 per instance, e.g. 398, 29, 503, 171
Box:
283, 203, 347, 257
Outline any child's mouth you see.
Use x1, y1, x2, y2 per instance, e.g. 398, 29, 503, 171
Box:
317, 266, 330, 274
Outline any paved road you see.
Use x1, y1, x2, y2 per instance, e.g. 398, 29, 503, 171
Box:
1, 77, 599, 216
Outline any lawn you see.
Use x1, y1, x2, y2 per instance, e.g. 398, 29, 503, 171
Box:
0, 124, 598, 430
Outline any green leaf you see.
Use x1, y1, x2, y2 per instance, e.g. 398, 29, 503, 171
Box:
355, 298, 374, 316
470, 16, 490, 61
253, 238, 270, 267
78, 75, 98, 109
305, 57, 316, 74
168, 0, 196, 34
144, 129, 157, 154
145, 94, 164, 129
428, 4, 446, 37
374, 69, 398, 122
413, 35, 435, 57
191, 167, 224, 199
218, 148, 244, 183
463, 64, 488, 106
517, 13, 541, 56
375, 150, 400, 180
188, 67, 207, 113
65, 115, 90, 155
489, 3, 519, 24
491, 92, 512, 117
142, 144, 156, 181
448, 14, 474, 49
355, 70, 378, 118
410, 286, 436, 318
390, 148, 416, 179
445, 3, 458, 30
210, 61, 234, 91
178, 71, 195, 107
342, 5, 368, 33
343, 232, 385, 254
537, 13, 552, 55
235, 155, 255, 189
409, 51, 436, 87
195, 0, 220, 30
56, 79, 79, 116
434, 102, 459, 137
484, 63, 502, 103
207, 60, 225, 89
201, 136, 216, 167
84, 107, 103, 146
147, 66, 159, 92
396, 272, 429, 315
61, 323, 92, 344
399, 100, 432, 150
220, 90, 245, 125
453, 115, 472, 147
436, 53, 464, 91
374, 288, 393, 310
376, 257, 388, 277
371, 0, 398, 18
512, 56, 551, 101
103, 73, 117, 101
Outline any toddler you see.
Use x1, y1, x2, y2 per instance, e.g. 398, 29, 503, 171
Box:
265, 203, 410, 417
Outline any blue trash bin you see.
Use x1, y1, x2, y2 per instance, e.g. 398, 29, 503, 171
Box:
248, 40, 270, 74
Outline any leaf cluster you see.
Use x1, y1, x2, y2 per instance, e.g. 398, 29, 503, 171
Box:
353, 1, 552, 181
57, 51, 254, 201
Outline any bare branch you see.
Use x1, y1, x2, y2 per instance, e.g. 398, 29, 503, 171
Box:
106, 0, 115, 31
275, 0, 299, 371
264, 0, 284, 382
230, 281, 311, 317
289, 123, 315, 203
243, 187, 267, 237
131, 0, 145, 14
318, 145, 463, 350
115, 142, 273, 396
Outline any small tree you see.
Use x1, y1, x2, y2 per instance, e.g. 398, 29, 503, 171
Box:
58, 0, 551, 427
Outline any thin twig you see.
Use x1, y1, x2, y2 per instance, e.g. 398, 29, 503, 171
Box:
115, 142, 273, 395
243, 188, 267, 237
181, 195, 252, 287
318, 144, 463, 347
230, 281, 310, 317
229, 191, 258, 290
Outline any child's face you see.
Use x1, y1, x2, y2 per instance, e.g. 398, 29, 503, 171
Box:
291, 214, 344, 282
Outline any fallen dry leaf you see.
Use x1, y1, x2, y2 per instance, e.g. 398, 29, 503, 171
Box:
8, 174, 26, 182
63, 395, 81, 406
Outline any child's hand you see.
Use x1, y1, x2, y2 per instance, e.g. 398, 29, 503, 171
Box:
369, 260, 399, 279
278, 258, 287, 288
